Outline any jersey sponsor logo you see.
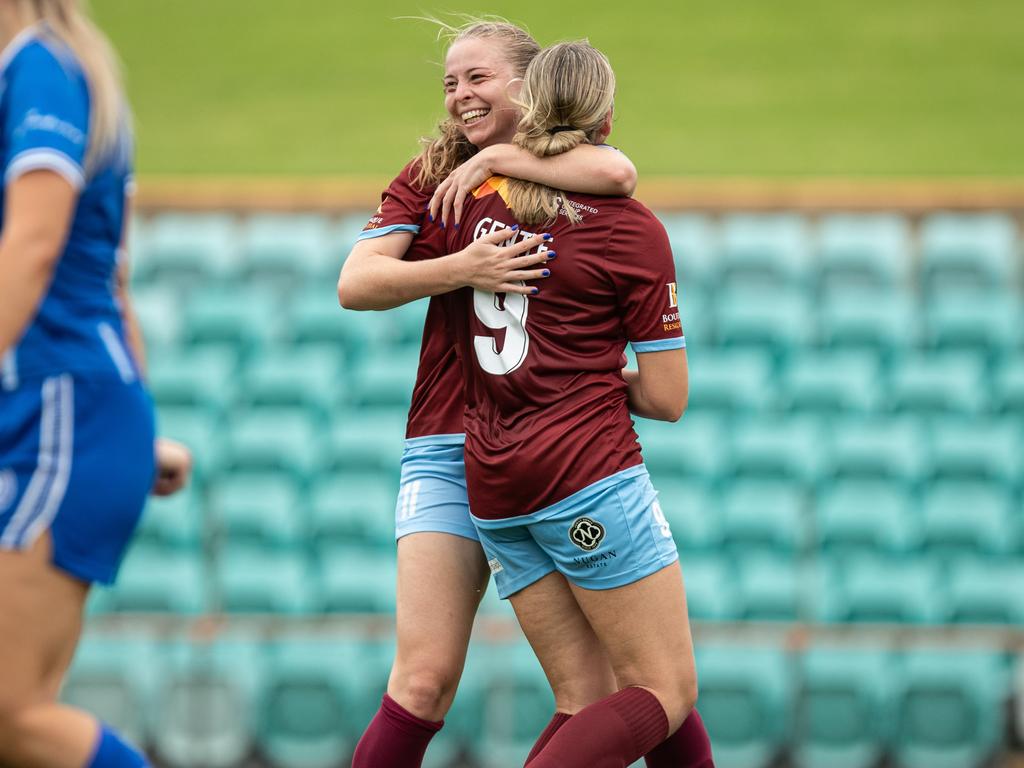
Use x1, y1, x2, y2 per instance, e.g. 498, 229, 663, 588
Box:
568, 517, 606, 552
666, 282, 679, 309
488, 557, 504, 575
662, 310, 681, 332
17, 109, 85, 145
0, 469, 17, 511
571, 550, 618, 569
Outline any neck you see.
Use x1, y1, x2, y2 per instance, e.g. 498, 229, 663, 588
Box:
0, 7, 34, 55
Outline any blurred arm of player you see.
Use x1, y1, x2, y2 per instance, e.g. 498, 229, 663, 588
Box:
113, 189, 193, 497
0, 170, 75, 356
622, 348, 689, 422
430, 143, 638, 227
338, 226, 553, 311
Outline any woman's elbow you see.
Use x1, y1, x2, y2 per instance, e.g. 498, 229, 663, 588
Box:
610, 163, 638, 196
336, 276, 366, 311
658, 390, 688, 423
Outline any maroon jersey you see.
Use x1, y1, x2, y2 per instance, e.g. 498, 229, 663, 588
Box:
360, 161, 463, 440
444, 177, 684, 521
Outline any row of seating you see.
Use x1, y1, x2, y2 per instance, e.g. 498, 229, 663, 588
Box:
62, 634, 1020, 768
126, 212, 1023, 298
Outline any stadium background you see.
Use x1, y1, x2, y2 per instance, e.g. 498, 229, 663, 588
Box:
69, 1, 1024, 766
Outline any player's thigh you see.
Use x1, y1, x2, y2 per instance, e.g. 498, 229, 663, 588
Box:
508, 571, 616, 714
0, 532, 89, 715
569, 562, 697, 730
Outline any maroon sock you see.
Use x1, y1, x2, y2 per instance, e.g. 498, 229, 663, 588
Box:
524, 712, 572, 765
644, 709, 715, 767
527, 687, 669, 768
350, 693, 443, 768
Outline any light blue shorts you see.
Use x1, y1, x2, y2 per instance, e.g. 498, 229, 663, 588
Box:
472, 465, 680, 599
394, 435, 479, 542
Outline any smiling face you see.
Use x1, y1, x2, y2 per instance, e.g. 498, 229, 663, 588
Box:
443, 36, 524, 149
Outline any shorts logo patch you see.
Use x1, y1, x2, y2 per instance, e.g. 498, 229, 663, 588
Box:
0, 469, 16, 511
569, 517, 605, 552
488, 557, 504, 575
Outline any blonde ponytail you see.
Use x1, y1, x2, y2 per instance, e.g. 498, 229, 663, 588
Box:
505, 41, 616, 226
19, 0, 130, 174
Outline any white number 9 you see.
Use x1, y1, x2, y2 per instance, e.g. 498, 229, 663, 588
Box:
473, 287, 530, 376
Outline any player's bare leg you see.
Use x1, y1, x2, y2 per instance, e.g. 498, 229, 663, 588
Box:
0, 532, 100, 768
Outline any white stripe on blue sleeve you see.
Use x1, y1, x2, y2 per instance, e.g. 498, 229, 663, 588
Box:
5, 148, 85, 189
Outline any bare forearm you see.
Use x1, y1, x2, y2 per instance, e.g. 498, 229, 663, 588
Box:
0, 248, 54, 355
623, 367, 686, 422
490, 144, 637, 196
338, 252, 464, 311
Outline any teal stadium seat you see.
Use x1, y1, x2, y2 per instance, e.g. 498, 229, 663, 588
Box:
654, 479, 724, 553
638, 414, 731, 483
131, 284, 182, 348
993, 358, 1024, 415
329, 411, 407, 474
779, 350, 883, 414
684, 349, 775, 414
721, 479, 807, 556
730, 417, 825, 485
948, 559, 1024, 624
696, 646, 793, 768
894, 650, 1009, 768
284, 285, 368, 351
925, 294, 1022, 354
309, 473, 395, 549
135, 486, 204, 551
221, 408, 324, 484
919, 213, 1019, 296
827, 417, 928, 485
152, 636, 263, 768
350, 349, 421, 409
208, 472, 306, 550
735, 555, 808, 621
135, 213, 238, 288
216, 547, 318, 613
921, 481, 1017, 558
102, 544, 208, 614
715, 286, 814, 354
928, 419, 1020, 485
147, 346, 237, 416
819, 291, 919, 354
319, 546, 397, 613
235, 347, 345, 420
237, 213, 335, 287
819, 556, 944, 624
680, 554, 740, 621
793, 648, 895, 768
154, 405, 224, 485
888, 352, 988, 416
815, 480, 920, 558
61, 634, 159, 749
817, 214, 912, 294
660, 213, 717, 291
182, 286, 280, 353
718, 213, 811, 292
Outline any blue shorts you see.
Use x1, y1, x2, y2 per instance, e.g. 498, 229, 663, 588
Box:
394, 435, 478, 542
473, 465, 679, 599
0, 373, 156, 584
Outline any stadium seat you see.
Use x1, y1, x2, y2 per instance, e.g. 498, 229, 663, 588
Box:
136, 213, 238, 287
182, 286, 280, 353
888, 351, 989, 416
683, 348, 776, 414
208, 472, 306, 550
152, 636, 263, 768
826, 417, 928, 486
718, 213, 811, 292
921, 481, 1017, 558
779, 350, 883, 414
135, 486, 204, 551
919, 213, 1019, 296
729, 417, 825, 485
131, 284, 183, 348
216, 547, 319, 613
894, 650, 1009, 768
147, 346, 237, 416
349, 349, 421, 409
284, 285, 366, 351
735, 555, 809, 621
638, 413, 731, 483
720, 479, 808, 555
328, 411, 407, 474
220, 408, 324, 484
928, 419, 1020, 485
819, 290, 919, 353
154, 405, 224, 485
237, 213, 334, 286
817, 213, 912, 294
715, 286, 815, 354
680, 554, 741, 621
61, 634, 160, 748
948, 558, 1024, 624
308, 473, 396, 549
653, 479, 724, 553
819, 556, 944, 624
793, 647, 895, 768
660, 213, 717, 291
925, 293, 1022, 354
102, 545, 208, 614
319, 546, 397, 613
993, 357, 1024, 415
696, 645, 793, 768
815, 480, 920, 558
235, 346, 346, 419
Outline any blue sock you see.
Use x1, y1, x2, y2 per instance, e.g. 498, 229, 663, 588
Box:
85, 724, 150, 768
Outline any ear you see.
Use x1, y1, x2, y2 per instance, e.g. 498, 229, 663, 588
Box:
597, 107, 614, 143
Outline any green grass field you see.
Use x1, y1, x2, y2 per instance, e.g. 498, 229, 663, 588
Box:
92, 0, 1024, 178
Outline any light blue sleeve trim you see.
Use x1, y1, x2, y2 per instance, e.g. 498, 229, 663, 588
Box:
631, 337, 686, 353
404, 433, 466, 449
357, 223, 420, 241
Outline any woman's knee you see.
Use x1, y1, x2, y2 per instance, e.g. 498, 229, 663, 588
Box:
388, 662, 462, 721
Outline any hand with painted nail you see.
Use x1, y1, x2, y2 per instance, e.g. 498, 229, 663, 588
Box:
450, 226, 554, 295
429, 145, 503, 228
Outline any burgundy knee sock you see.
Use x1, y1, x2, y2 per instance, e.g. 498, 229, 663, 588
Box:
350, 693, 443, 768
525, 712, 572, 765
644, 709, 715, 768
526, 687, 669, 768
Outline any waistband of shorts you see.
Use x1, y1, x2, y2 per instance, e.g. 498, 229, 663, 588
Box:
472, 464, 650, 530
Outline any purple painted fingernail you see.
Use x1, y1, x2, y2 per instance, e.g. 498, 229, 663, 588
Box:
546, 251, 557, 259
531, 287, 540, 295
542, 233, 553, 241
542, 269, 551, 277
511, 224, 520, 231
428, 214, 434, 223
440, 221, 445, 229
454, 222, 459, 230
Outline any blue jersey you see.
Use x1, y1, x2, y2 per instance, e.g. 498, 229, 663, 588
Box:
0, 25, 136, 389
